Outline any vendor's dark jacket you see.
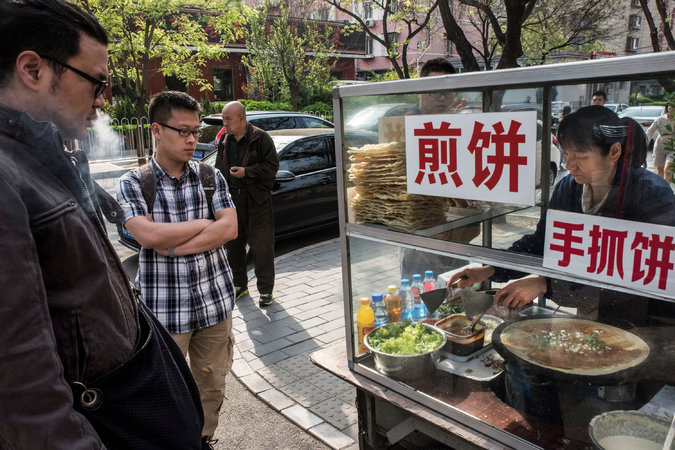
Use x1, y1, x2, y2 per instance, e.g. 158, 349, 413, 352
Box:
215, 122, 279, 204
493, 162, 675, 323
0, 105, 140, 446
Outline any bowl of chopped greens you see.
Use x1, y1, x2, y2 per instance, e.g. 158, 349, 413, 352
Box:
364, 319, 446, 381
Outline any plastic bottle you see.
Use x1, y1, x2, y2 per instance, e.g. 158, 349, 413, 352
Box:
356, 297, 375, 354
399, 279, 414, 321
423, 270, 438, 319
411, 274, 426, 321
384, 285, 402, 323
372, 293, 387, 327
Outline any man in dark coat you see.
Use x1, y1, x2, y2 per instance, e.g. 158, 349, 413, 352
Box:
215, 101, 280, 307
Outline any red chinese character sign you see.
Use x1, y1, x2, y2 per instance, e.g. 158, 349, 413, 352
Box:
544, 210, 675, 296
405, 112, 537, 206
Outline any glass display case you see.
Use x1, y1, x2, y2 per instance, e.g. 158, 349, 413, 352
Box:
333, 53, 675, 448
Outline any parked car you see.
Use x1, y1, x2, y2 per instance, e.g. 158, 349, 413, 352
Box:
618, 105, 665, 132
604, 103, 629, 114
194, 111, 334, 160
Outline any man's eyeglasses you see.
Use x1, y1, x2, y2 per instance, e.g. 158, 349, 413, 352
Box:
41, 55, 109, 98
158, 123, 203, 138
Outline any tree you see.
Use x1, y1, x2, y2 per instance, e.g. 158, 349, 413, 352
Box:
79, 0, 244, 160
637, 0, 675, 92
242, 6, 337, 110
321, 0, 440, 78
520, 0, 618, 66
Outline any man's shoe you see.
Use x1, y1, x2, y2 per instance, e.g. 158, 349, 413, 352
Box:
234, 286, 248, 301
259, 293, 273, 307
202, 435, 218, 449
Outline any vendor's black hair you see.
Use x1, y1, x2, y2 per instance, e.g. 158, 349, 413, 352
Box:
558, 105, 647, 168
420, 58, 456, 77
0, 0, 108, 87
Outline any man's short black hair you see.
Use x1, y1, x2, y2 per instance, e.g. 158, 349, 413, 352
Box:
592, 90, 607, 100
148, 91, 201, 124
0, 0, 108, 87
420, 58, 456, 77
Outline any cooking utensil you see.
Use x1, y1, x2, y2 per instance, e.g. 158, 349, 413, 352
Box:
588, 410, 674, 450
492, 317, 650, 385
461, 290, 495, 318
419, 288, 449, 315
461, 310, 487, 335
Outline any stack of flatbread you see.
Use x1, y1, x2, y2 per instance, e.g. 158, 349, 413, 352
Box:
348, 142, 448, 231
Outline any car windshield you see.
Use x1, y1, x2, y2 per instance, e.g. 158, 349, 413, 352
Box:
621, 107, 663, 117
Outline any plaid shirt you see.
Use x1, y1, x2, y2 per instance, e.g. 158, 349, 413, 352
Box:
117, 159, 235, 334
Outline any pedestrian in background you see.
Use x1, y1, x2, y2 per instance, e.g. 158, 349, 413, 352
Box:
646, 103, 674, 180
0, 1, 207, 448
117, 91, 238, 445
591, 90, 607, 106
215, 101, 280, 307
412, 57, 457, 114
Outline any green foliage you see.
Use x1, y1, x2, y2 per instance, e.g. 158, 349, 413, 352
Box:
103, 98, 138, 121
81, 0, 245, 120
200, 97, 225, 116
300, 102, 332, 117
242, 6, 337, 110
239, 100, 293, 111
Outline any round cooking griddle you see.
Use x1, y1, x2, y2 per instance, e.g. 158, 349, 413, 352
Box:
492, 317, 650, 384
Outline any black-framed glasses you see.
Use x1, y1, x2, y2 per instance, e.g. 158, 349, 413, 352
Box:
158, 123, 203, 138
41, 55, 109, 98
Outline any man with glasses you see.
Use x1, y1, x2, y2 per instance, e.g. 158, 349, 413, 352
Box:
117, 91, 238, 445
0, 1, 208, 448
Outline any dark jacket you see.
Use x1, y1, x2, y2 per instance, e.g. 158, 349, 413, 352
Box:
0, 105, 141, 447
214, 122, 279, 204
493, 163, 675, 322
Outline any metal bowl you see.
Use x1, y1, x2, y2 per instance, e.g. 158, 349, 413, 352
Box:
589, 410, 673, 449
364, 322, 446, 381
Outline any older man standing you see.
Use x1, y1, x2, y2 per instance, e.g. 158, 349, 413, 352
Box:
216, 102, 279, 307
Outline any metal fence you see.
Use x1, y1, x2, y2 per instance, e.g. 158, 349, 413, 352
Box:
66, 116, 152, 161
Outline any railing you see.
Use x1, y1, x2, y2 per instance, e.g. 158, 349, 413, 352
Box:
65, 116, 153, 161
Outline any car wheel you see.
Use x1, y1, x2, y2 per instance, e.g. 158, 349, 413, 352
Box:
549, 163, 557, 186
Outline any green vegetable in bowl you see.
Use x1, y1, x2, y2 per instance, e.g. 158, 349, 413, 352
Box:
436, 301, 464, 318
367, 319, 444, 355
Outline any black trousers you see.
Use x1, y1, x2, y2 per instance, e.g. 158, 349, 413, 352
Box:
226, 191, 275, 295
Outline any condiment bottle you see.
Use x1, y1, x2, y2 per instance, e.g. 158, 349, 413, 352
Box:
356, 297, 374, 354
384, 285, 402, 323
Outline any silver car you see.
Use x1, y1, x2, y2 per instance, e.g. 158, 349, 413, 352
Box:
619, 106, 665, 132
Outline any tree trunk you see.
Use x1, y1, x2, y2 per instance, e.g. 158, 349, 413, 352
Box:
438, 0, 481, 72
638, 0, 675, 92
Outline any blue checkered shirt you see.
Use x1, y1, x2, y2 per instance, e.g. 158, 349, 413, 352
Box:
117, 159, 236, 334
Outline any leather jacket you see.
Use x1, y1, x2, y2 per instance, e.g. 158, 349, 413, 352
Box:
214, 122, 279, 204
0, 104, 138, 448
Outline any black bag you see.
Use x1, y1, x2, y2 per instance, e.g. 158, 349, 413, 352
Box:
72, 301, 207, 449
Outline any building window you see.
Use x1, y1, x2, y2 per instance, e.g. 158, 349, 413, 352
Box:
629, 14, 642, 29
388, 0, 397, 14
165, 75, 187, 92
446, 39, 453, 55
364, 2, 373, 19
365, 36, 373, 55
626, 37, 639, 52
631, 0, 641, 6
213, 67, 234, 101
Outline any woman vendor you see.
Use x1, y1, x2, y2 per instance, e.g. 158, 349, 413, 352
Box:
449, 105, 675, 324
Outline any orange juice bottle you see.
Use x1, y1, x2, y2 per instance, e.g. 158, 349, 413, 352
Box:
384, 285, 402, 323
356, 297, 375, 354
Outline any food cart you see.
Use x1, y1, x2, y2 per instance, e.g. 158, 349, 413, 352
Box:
310, 52, 675, 449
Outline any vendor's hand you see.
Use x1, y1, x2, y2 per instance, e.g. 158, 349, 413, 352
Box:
493, 277, 547, 309
448, 266, 495, 289
230, 166, 245, 179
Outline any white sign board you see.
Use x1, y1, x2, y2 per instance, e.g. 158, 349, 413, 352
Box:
543, 210, 675, 296
405, 112, 537, 205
